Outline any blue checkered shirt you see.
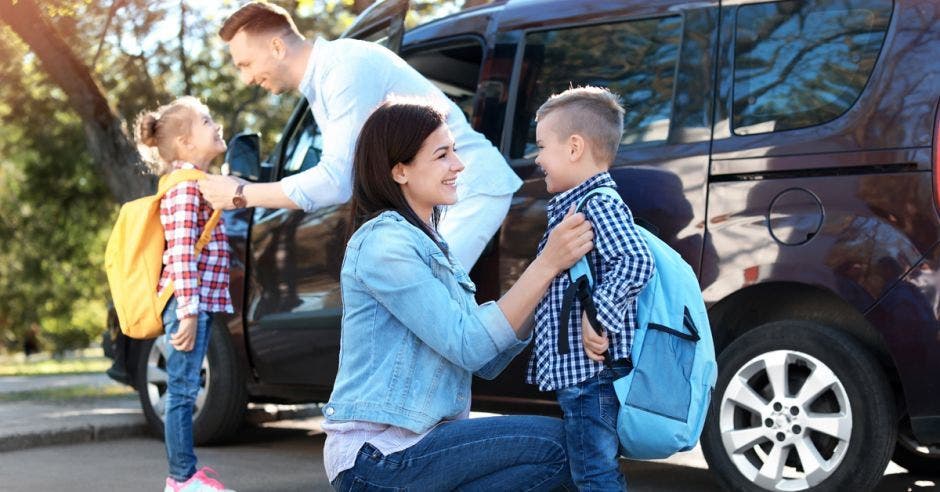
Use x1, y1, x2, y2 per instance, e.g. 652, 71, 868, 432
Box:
527, 172, 655, 392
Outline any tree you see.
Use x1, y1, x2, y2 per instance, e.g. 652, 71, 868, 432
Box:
0, 0, 468, 353
0, 0, 152, 203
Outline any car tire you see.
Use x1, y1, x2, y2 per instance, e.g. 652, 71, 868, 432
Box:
892, 426, 940, 477
135, 320, 248, 445
701, 320, 896, 491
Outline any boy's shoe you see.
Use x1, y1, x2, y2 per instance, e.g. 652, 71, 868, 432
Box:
164, 467, 235, 492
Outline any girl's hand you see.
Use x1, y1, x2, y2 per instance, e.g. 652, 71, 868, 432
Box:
540, 204, 594, 274
581, 311, 608, 362
170, 316, 197, 352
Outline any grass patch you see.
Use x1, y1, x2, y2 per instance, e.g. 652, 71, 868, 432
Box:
0, 357, 113, 377
0, 384, 135, 402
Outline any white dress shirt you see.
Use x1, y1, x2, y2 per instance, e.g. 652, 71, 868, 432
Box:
280, 37, 522, 212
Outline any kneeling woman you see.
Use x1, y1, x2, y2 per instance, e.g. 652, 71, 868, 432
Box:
323, 100, 594, 491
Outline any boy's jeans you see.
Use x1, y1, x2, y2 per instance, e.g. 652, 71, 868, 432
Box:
162, 296, 212, 482
556, 361, 632, 491
331, 415, 575, 491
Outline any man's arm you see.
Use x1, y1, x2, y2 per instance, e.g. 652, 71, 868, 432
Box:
199, 175, 301, 210
201, 53, 387, 212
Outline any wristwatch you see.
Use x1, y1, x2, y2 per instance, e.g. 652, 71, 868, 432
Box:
232, 184, 247, 208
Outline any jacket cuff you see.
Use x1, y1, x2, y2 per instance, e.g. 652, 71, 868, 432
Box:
477, 301, 530, 350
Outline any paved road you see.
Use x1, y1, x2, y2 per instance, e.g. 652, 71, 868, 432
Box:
0, 414, 934, 492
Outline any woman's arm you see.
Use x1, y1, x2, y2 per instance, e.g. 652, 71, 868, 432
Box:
497, 205, 594, 339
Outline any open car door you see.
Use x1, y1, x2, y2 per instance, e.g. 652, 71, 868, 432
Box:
341, 0, 409, 51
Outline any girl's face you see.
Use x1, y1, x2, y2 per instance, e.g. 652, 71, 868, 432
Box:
393, 124, 464, 223
183, 107, 226, 168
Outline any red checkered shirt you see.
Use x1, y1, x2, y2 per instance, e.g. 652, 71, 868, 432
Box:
157, 162, 234, 320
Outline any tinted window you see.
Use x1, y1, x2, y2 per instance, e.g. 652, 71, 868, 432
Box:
281, 111, 322, 178
404, 41, 484, 122
511, 16, 682, 160
733, 0, 892, 135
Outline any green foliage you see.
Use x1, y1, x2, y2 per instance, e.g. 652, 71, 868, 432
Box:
0, 0, 465, 355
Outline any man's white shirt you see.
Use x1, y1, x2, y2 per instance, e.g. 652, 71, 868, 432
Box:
280, 37, 522, 212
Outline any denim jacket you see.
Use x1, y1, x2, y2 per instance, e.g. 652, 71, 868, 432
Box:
323, 211, 529, 433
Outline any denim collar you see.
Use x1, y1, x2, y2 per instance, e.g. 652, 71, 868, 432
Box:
546, 171, 617, 221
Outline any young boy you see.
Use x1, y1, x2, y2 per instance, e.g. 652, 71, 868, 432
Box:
528, 86, 655, 490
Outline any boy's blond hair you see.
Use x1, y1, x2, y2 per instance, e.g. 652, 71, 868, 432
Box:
535, 86, 625, 164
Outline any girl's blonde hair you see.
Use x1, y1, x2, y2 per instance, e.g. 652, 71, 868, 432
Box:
133, 96, 208, 176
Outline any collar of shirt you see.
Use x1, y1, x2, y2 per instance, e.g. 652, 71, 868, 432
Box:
546, 171, 618, 222
170, 160, 197, 171
298, 37, 325, 101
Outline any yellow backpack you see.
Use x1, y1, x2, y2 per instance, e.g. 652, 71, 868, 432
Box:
104, 169, 222, 339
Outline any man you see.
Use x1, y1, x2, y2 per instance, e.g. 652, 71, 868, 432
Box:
200, 1, 521, 269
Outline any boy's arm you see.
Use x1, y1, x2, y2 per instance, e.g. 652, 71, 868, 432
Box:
161, 181, 202, 320
585, 195, 655, 334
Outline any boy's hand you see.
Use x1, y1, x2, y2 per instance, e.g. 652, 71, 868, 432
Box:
581, 311, 608, 362
542, 204, 594, 273
170, 316, 197, 352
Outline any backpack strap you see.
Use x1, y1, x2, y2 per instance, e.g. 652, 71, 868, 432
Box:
557, 186, 622, 361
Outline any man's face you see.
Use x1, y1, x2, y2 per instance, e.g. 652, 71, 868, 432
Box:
228, 30, 292, 94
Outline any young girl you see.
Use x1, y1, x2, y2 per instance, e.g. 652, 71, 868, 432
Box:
135, 97, 234, 492
322, 99, 594, 490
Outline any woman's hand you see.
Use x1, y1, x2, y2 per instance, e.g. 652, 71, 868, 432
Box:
540, 204, 594, 274
581, 311, 608, 362
170, 316, 197, 352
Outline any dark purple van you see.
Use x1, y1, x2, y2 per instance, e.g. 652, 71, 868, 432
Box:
105, 0, 940, 490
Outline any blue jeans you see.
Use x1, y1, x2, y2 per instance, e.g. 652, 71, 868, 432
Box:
162, 297, 212, 482
332, 415, 574, 491
556, 361, 632, 491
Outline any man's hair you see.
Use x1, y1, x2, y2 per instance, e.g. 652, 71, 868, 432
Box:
219, 1, 301, 42
535, 86, 625, 164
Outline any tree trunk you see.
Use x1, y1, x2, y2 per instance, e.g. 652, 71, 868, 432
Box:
0, 0, 154, 203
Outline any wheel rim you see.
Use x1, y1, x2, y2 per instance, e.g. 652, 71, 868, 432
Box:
145, 335, 210, 423
719, 350, 852, 491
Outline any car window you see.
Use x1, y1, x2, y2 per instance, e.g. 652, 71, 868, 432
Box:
281, 111, 322, 178
510, 16, 683, 160
732, 0, 892, 135
404, 40, 484, 122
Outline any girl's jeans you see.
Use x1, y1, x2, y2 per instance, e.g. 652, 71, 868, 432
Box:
162, 296, 212, 482
555, 361, 632, 491
332, 415, 574, 491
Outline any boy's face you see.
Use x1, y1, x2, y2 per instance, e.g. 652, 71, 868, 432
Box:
535, 112, 578, 193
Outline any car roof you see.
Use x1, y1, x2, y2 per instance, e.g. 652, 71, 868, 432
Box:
404, 0, 709, 47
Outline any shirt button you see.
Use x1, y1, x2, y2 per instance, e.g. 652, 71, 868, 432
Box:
325, 406, 335, 416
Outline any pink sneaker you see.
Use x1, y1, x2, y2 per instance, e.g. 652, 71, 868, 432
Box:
164, 467, 234, 492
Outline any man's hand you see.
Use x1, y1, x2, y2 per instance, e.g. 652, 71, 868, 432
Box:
170, 316, 197, 352
581, 311, 608, 362
199, 174, 245, 210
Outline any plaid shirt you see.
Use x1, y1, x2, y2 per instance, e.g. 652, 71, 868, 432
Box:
157, 162, 233, 320
527, 172, 654, 391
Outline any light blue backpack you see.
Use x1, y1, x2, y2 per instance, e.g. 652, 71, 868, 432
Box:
568, 187, 717, 460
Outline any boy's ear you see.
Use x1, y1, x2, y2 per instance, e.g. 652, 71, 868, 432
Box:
568, 134, 585, 162
391, 163, 408, 184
